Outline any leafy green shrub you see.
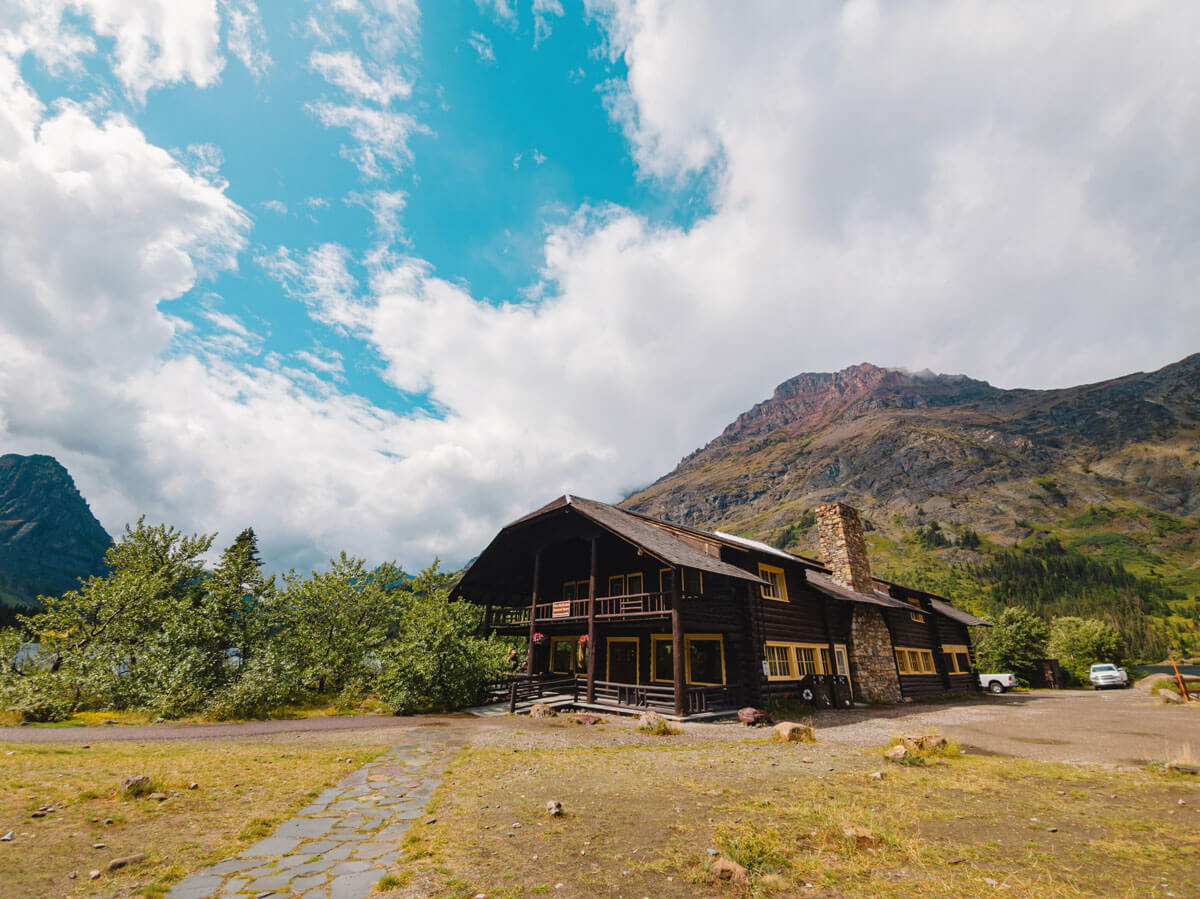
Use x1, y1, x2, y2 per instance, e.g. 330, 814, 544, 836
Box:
715, 824, 791, 874
375, 564, 508, 714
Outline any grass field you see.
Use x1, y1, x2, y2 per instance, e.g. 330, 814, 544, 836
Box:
0, 737, 388, 896
381, 735, 1200, 898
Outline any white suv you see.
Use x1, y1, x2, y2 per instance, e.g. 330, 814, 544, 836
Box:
1089, 663, 1130, 689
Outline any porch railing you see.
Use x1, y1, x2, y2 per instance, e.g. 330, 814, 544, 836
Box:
487, 591, 696, 628
576, 677, 740, 714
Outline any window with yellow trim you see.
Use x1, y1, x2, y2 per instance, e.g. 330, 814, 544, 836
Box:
562, 580, 589, 602
909, 611, 925, 623
549, 636, 584, 673
627, 572, 644, 595
763, 642, 849, 680
682, 568, 703, 594
942, 644, 971, 674
685, 635, 726, 685
894, 647, 937, 675
650, 634, 673, 682
764, 644, 793, 678
607, 574, 624, 596
758, 564, 788, 601
659, 568, 673, 594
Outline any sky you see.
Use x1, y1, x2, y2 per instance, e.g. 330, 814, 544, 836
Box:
2, 1, 1198, 574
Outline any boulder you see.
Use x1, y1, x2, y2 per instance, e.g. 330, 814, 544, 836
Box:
774, 721, 816, 743
573, 714, 601, 725
1160, 690, 1184, 704
529, 703, 557, 719
638, 710, 667, 730
711, 857, 750, 886
545, 800, 562, 817
737, 707, 772, 726
106, 853, 146, 872
147, 792, 168, 802
121, 775, 152, 798
884, 745, 909, 761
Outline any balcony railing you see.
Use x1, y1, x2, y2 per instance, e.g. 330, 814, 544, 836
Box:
487, 591, 691, 628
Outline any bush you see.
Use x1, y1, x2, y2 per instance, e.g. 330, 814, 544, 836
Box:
375, 564, 508, 714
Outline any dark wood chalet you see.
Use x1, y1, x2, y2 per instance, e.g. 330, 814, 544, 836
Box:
453, 496, 988, 718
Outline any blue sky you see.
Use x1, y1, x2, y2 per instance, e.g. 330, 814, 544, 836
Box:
2, 2, 1197, 571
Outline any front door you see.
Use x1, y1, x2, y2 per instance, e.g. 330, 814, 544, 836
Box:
607, 639, 639, 684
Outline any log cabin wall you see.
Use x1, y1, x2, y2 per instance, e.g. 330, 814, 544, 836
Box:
885, 605, 946, 698
935, 616, 977, 692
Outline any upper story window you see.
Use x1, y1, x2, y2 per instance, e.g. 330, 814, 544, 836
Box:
758, 563, 788, 601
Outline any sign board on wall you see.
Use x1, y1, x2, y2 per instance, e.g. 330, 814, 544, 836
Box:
552, 601, 570, 618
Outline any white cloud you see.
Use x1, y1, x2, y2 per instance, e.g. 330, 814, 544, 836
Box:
532, 148, 546, 165
308, 0, 420, 60
6, 0, 1200, 578
262, 199, 287, 214
310, 50, 412, 104
476, 1, 517, 25
307, 101, 427, 178
532, 0, 564, 46
220, 0, 271, 79
257, 243, 371, 334
468, 31, 495, 63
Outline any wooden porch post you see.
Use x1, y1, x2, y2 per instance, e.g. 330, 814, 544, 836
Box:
526, 548, 542, 676
586, 536, 598, 704
672, 567, 686, 717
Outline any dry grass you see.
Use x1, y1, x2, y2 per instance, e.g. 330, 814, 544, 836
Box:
0, 698, 389, 729
379, 738, 1200, 898
0, 737, 387, 897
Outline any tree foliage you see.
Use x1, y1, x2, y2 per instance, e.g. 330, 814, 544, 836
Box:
1047, 616, 1126, 684
973, 607, 1049, 680
375, 562, 508, 714
1, 521, 505, 722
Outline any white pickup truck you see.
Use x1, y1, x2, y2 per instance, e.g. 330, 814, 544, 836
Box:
978, 672, 1018, 694
1089, 663, 1130, 689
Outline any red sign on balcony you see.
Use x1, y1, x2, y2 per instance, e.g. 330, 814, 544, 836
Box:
552, 601, 571, 618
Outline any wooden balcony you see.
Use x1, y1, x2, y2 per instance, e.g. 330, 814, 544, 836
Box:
486, 591, 691, 629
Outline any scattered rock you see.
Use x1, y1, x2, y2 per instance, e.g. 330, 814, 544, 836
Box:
152, 717, 166, 724
102, 819, 113, 825
529, 703, 556, 719
425, 818, 437, 825
101, 719, 118, 726
92, 843, 106, 849
774, 721, 816, 743
187, 782, 199, 790
67, 871, 77, 879
884, 745, 909, 762
147, 792, 168, 802
573, 714, 601, 725
1160, 691, 1183, 704
106, 853, 147, 872
88, 870, 100, 880
706, 848, 719, 856
868, 771, 886, 781
121, 775, 153, 798
737, 707, 772, 726
711, 857, 750, 886
31, 811, 46, 818
1, 831, 12, 842
842, 825, 879, 847
1047, 827, 1058, 833
638, 710, 667, 730
545, 800, 562, 817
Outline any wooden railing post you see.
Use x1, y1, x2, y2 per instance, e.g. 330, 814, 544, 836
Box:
526, 548, 542, 676
509, 680, 518, 714
672, 568, 686, 717
587, 535, 598, 704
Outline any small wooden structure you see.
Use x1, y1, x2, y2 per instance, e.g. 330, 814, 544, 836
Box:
454, 495, 987, 718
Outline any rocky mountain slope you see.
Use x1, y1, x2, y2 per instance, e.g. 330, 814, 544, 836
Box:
0, 454, 111, 620
622, 354, 1200, 651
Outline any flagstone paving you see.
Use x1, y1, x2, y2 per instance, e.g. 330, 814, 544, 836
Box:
168, 744, 448, 899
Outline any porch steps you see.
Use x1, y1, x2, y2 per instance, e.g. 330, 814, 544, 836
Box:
464, 692, 576, 717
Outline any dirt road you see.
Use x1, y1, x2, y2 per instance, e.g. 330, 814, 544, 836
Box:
2, 688, 1196, 766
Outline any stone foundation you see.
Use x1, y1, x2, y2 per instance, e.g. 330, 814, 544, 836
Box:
848, 605, 902, 703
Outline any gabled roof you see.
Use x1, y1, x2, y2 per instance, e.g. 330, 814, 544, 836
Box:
463, 494, 988, 626
803, 570, 914, 611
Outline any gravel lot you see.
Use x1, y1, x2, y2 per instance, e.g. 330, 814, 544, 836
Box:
4, 686, 1197, 765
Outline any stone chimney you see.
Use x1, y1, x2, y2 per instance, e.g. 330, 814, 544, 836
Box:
815, 502, 874, 594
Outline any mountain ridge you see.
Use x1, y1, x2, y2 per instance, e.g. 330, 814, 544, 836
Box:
0, 453, 111, 621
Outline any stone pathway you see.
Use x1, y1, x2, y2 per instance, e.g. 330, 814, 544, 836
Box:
168, 744, 448, 899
